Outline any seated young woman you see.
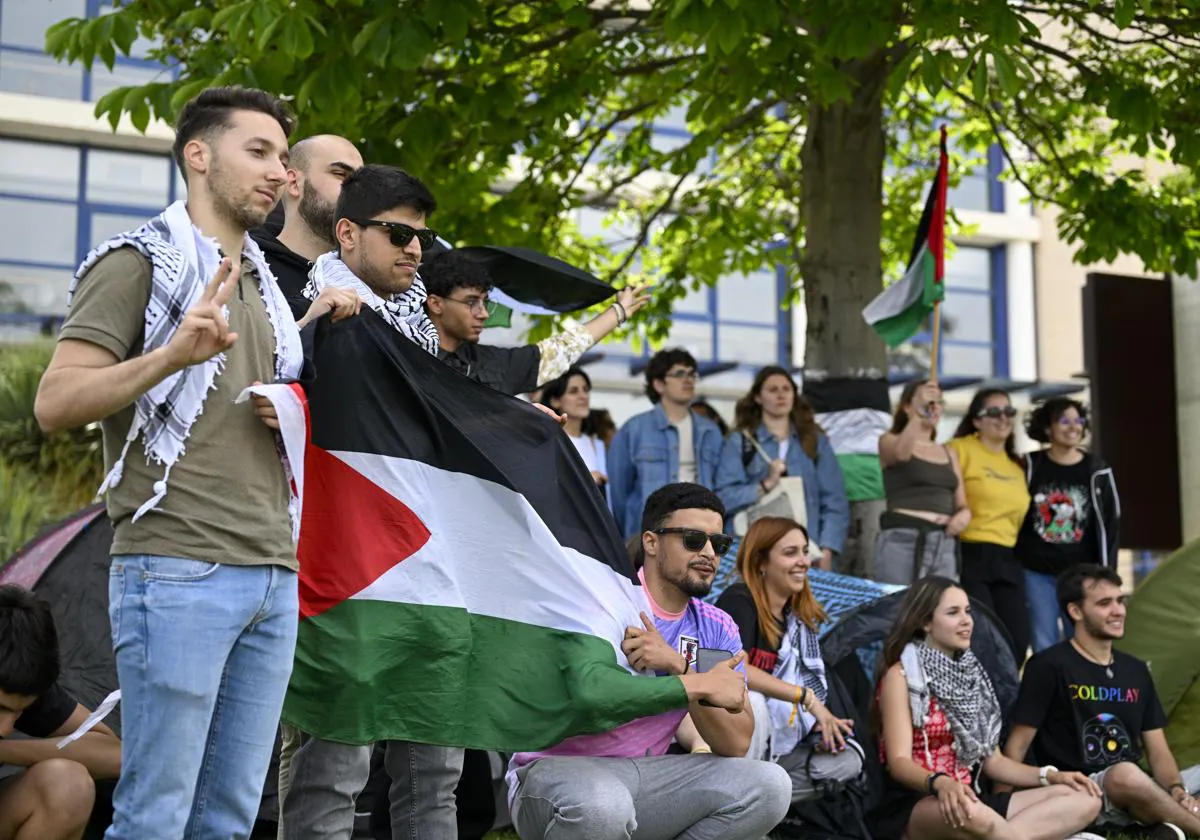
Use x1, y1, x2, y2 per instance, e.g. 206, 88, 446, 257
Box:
710, 516, 864, 802
872, 576, 1103, 840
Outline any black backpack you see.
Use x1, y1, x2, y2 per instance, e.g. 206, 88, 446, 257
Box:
771, 659, 880, 840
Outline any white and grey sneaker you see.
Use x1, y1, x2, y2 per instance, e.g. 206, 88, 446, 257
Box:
1147, 823, 1186, 840
1064, 833, 1105, 840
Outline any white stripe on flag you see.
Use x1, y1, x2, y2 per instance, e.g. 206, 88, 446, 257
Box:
862, 242, 929, 326
332, 450, 653, 669
816, 408, 892, 456
237, 383, 308, 543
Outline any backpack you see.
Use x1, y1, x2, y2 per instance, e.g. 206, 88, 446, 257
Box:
771, 660, 880, 840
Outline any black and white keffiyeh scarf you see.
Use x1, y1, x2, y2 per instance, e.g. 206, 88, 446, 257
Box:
766, 612, 829, 760
902, 641, 1002, 769
303, 252, 439, 355
70, 201, 304, 523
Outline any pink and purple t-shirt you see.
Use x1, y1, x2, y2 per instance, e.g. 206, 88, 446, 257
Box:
505, 570, 745, 804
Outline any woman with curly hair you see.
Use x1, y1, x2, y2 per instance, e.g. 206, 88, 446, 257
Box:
714, 516, 864, 802
1017, 398, 1120, 652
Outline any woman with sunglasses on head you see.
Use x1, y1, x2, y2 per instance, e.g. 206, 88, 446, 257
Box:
876, 379, 972, 585
947, 389, 1032, 665
715, 367, 850, 571
872, 576, 1103, 840
713, 517, 865, 802
539, 367, 608, 488
1017, 398, 1120, 653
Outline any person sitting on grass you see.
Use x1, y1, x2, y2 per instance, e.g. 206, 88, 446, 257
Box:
0, 584, 121, 840
1004, 564, 1200, 840
872, 576, 1103, 840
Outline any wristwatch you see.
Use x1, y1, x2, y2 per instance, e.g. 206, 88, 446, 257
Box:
1039, 765, 1057, 787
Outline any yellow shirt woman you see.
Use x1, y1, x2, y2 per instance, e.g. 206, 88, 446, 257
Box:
947, 434, 1030, 547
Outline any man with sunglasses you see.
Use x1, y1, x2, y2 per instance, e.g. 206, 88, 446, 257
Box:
421, 249, 650, 395
506, 482, 791, 840
608, 348, 725, 538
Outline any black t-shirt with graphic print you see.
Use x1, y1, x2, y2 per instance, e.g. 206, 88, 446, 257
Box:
715, 582, 784, 674
1011, 642, 1167, 773
1017, 454, 1098, 576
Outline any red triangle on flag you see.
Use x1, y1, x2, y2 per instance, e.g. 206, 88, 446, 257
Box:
298, 445, 431, 619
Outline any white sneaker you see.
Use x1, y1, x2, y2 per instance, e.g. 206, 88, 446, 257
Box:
1064, 833, 1105, 840
1148, 823, 1187, 840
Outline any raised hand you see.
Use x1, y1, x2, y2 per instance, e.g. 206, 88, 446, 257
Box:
164, 259, 240, 372
700, 652, 747, 713
622, 611, 687, 675
616, 284, 652, 319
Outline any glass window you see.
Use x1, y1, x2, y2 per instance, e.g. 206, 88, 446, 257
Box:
0, 48, 83, 99
0, 197, 77, 263
944, 246, 990, 290
940, 291, 992, 342
88, 210, 152, 244
0, 263, 73, 313
664, 317, 712, 360
719, 324, 777, 365
717, 268, 777, 324
0, 139, 80, 199
0, 0, 87, 49
673, 283, 709, 315
947, 172, 989, 212
940, 343, 994, 377
89, 62, 167, 102
86, 149, 171, 206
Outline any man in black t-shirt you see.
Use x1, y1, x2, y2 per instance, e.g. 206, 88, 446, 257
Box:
1005, 565, 1200, 838
0, 585, 121, 839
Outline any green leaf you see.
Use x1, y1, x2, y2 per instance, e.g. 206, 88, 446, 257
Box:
110, 13, 137, 55
98, 39, 117, 70
211, 2, 249, 32
1114, 0, 1137, 28
990, 50, 1019, 95
281, 15, 315, 59
44, 19, 78, 58
443, 0, 472, 41
169, 78, 210, 114
351, 17, 386, 55
130, 101, 151, 133
972, 53, 989, 103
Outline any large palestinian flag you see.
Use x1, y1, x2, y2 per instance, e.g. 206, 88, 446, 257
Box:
862, 127, 949, 347
803, 377, 891, 503
255, 311, 686, 750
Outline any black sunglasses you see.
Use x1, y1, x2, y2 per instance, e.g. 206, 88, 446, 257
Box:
977, 406, 1018, 419
652, 528, 733, 556
349, 218, 438, 250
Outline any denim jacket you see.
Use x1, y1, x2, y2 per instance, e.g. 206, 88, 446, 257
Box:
714, 424, 850, 553
607, 406, 724, 538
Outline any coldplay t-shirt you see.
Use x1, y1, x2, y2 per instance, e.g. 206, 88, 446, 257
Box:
1011, 641, 1167, 773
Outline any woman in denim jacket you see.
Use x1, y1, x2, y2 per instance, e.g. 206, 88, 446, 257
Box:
716, 367, 850, 569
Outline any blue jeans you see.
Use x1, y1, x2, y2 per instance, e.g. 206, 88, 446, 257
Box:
106, 554, 298, 840
1024, 568, 1074, 653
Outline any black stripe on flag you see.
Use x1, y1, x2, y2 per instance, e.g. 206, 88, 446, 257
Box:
803, 377, 892, 414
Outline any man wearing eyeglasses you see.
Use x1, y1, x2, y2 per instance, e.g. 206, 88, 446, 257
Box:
608, 349, 726, 538
506, 482, 790, 840
421, 250, 650, 395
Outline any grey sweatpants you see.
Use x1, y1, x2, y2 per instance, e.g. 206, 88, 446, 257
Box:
511, 754, 791, 840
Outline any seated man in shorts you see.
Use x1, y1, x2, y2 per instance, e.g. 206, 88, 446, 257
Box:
0, 585, 121, 840
505, 483, 791, 839
1005, 564, 1200, 839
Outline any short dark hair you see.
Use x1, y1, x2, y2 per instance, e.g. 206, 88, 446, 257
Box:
640, 482, 725, 533
1027, 397, 1089, 445
334, 164, 437, 228
421, 251, 492, 299
172, 86, 294, 182
0, 585, 60, 697
1056, 563, 1123, 616
644, 348, 697, 403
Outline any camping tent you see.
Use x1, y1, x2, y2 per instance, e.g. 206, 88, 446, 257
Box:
0, 504, 117, 732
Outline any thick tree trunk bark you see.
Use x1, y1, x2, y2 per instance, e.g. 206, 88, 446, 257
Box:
800, 51, 891, 378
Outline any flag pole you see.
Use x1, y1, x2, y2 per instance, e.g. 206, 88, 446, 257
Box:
930, 299, 941, 383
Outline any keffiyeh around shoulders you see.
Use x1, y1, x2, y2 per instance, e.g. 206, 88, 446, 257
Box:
304, 252, 440, 355
902, 641, 1001, 769
69, 200, 304, 525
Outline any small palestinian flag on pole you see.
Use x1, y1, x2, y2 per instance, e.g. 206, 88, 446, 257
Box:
862, 126, 949, 349
250, 312, 685, 750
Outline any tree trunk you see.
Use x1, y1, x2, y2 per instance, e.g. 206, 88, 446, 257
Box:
800, 51, 891, 378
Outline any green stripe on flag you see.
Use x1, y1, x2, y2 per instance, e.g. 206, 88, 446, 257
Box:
836, 452, 885, 502
870, 247, 943, 348
283, 599, 688, 750
483, 301, 513, 328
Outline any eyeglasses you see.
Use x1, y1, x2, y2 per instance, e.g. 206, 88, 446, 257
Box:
977, 406, 1018, 419
1057, 416, 1087, 427
652, 528, 733, 556
349, 218, 439, 250
664, 369, 700, 382
443, 295, 498, 317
